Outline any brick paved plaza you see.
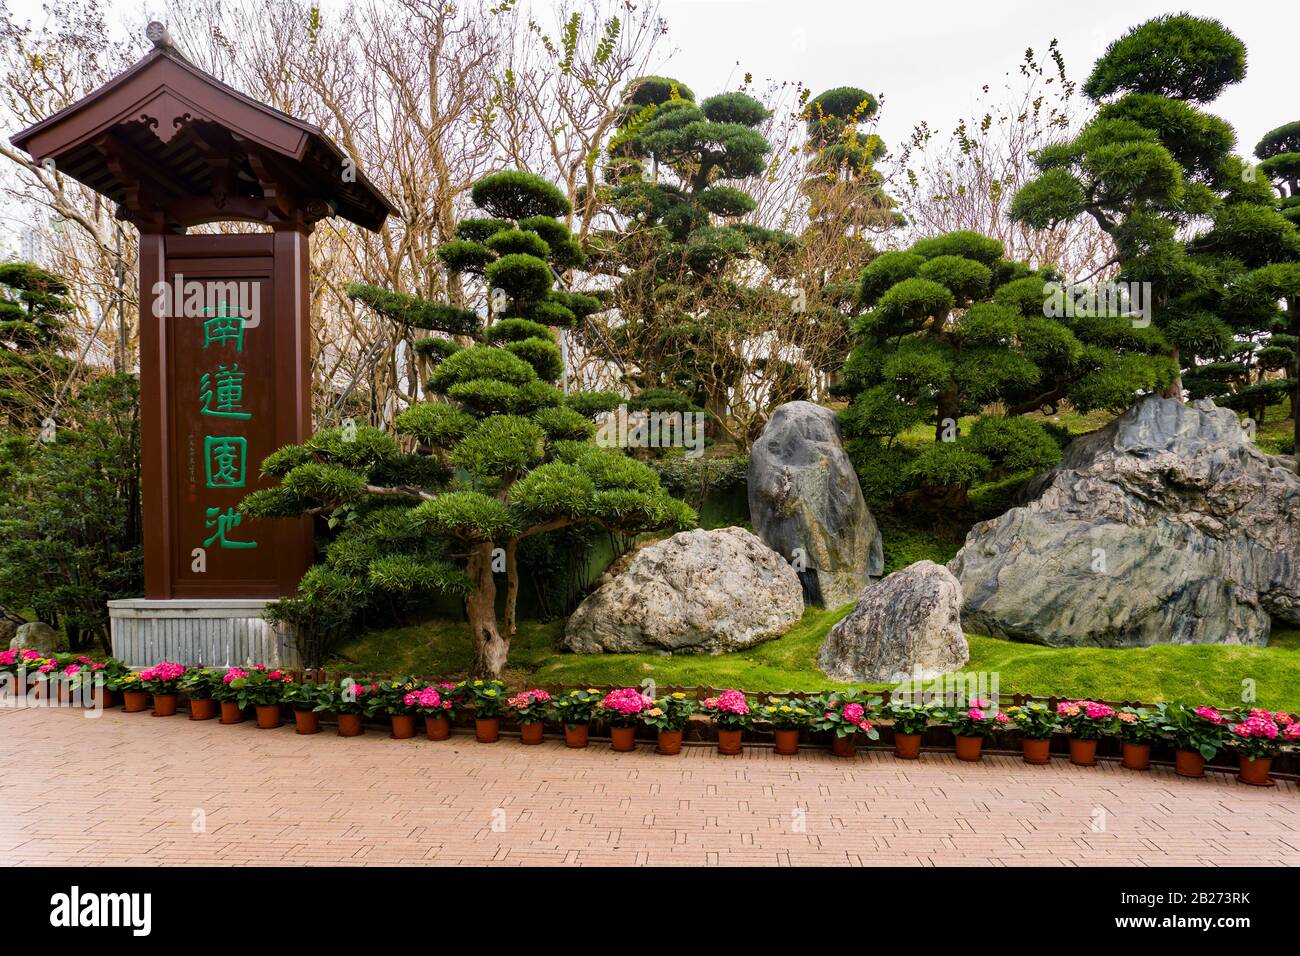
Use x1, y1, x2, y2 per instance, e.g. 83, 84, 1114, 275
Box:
2, 706, 1297, 866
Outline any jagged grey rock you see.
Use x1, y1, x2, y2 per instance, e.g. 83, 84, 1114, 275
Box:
748, 401, 884, 608
949, 396, 1300, 647
10, 620, 58, 655
563, 527, 804, 654
818, 560, 968, 682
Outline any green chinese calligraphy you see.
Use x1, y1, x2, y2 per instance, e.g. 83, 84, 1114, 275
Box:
204, 436, 247, 489
202, 308, 245, 352
203, 507, 257, 549
199, 364, 251, 419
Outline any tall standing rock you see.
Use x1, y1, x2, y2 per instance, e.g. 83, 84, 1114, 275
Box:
10, 621, 58, 655
949, 396, 1300, 647
748, 401, 883, 608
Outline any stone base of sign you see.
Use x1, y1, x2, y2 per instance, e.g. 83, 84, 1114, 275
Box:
107, 599, 299, 670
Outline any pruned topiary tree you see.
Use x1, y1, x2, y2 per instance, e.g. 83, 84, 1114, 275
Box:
0, 262, 74, 431
835, 229, 1175, 506
1009, 14, 1268, 401
244, 171, 696, 677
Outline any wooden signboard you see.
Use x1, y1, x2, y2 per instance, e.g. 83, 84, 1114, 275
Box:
11, 31, 393, 605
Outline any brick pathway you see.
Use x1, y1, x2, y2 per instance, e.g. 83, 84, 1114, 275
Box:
1, 706, 1297, 866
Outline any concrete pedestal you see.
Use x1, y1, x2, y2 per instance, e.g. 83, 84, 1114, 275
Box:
107, 599, 299, 669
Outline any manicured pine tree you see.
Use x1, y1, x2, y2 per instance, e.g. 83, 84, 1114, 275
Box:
1009, 14, 1284, 402
244, 171, 696, 678
591, 76, 800, 438
0, 262, 74, 430
835, 229, 1170, 506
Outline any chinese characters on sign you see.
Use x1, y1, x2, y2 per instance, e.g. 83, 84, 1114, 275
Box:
199, 306, 256, 551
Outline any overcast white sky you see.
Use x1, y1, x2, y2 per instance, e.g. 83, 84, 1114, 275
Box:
2, 0, 1296, 249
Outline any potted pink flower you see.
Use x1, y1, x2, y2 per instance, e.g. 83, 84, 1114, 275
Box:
508, 689, 552, 745
405, 683, 457, 740
811, 691, 880, 758
701, 689, 753, 755
139, 662, 185, 716
947, 699, 1008, 762
1055, 699, 1115, 766
601, 687, 652, 751
1228, 710, 1297, 786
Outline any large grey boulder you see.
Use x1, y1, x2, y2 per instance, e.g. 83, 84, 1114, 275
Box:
949, 396, 1300, 647
0, 619, 17, 647
818, 560, 968, 682
10, 621, 58, 655
564, 527, 804, 654
748, 401, 883, 608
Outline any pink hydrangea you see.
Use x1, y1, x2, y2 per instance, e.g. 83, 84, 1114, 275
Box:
705, 689, 749, 716
1195, 705, 1223, 724
223, 667, 249, 684
405, 687, 442, 709
602, 688, 652, 715
141, 661, 185, 683
1284, 723, 1300, 741
1233, 716, 1279, 740
63, 664, 81, 675
508, 689, 552, 709
21, 650, 42, 660
0, 650, 16, 666
843, 702, 865, 722
967, 707, 987, 721
995, 712, 1009, 724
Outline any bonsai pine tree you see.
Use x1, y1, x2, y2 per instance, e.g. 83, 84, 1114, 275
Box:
1009, 14, 1261, 399
1240, 121, 1300, 456
0, 262, 74, 430
801, 86, 898, 246
590, 76, 801, 443
835, 229, 1173, 506
1255, 121, 1300, 225
244, 171, 696, 678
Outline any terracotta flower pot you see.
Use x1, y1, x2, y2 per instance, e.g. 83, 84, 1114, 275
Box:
1175, 749, 1205, 778
1068, 737, 1097, 766
718, 728, 743, 755
94, 686, 116, 709
475, 717, 500, 743
1122, 742, 1151, 770
294, 710, 320, 735
830, 734, 856, 758
10, 673, 26, 697
611, 725, 637, 752
152, 693, 178, 717
519, 721, 544, 745
390, 714, 416, 739
219, 700, 245, 724
255, 704, 283, 729
564, 723, 589, 748
1238, 755, 1274, 786
189, 698, 216, 721
1022, 737, 1051, 765
56, 681, 72, 705
894, 732, 922, 760
425, 715, 451, 740
657, 729, 683, 755
954, 734, 983, 762
122, 690, 149, 713
337, 713, 364, 737
773, 728, 800, 756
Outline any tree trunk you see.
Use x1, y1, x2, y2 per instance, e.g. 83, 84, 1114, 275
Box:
503, 539, 519, 638
466, 542, 509, 679
1161, 346, 1183, 400
934, 386, 961, 443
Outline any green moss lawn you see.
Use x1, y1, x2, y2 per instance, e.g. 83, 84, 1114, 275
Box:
328, 608, 1300, 712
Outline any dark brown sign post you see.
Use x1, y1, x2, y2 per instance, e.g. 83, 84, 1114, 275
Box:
11, 25, 393, 665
